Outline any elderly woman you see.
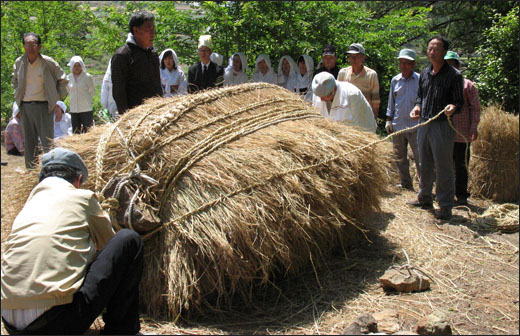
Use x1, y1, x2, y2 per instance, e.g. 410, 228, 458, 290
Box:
250, 54, 277, 84
67, 55, 95, 134
159, 48, 187, 97
287, 55, 314, 102
276, 55, 298, 89
4, 102, 24, 156
224, 52, 249, 86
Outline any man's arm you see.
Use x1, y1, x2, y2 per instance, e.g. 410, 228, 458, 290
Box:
111, 53, 129, 113
370, 72, 380, 118
48, 57, 69, 100
88, 195, 115, 251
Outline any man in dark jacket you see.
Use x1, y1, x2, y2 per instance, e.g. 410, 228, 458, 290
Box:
312, 44, 340, 80
111, 11, 162, 114
188, 35, 224, 94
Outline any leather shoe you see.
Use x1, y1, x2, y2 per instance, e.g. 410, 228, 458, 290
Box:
435, 207, 452, 220
396, 183, 414, 191
406, 199, 433, 210
455, 198, 468, 206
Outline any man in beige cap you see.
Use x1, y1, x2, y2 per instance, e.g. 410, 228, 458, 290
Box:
338, 43, 380, 119
188, 35, 224, 93
312, 72, 376, 133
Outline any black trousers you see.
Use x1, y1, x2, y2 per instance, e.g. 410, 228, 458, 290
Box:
453, 141, 471, 200
3, 229, 143, 335
71, 111, 93, 134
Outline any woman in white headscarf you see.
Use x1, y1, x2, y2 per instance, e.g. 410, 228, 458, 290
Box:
250, 54, 277, 84
67, 55, 95, 134
287, 54, 314, 102
53, 100, 72, 140
224, 52, 249, 86
276, 55, 298, 89
159, 48, 188, 97
100, 59, 118, 119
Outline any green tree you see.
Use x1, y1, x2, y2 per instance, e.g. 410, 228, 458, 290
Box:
467, 4, 519, 114
1, 1, 101, 125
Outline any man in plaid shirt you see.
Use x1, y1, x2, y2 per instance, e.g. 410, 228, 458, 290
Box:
445, 51, 481, 205
4, 102, 24, 156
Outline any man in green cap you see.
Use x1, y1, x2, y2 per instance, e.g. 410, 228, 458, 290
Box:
444, 50, 481, 206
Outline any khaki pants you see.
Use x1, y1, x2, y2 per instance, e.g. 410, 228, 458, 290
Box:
20, 102, 53, 169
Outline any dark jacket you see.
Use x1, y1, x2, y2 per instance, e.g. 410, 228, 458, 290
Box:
111, 35, 162, 114
187, 61, 224, 94
312, 65, 340, 80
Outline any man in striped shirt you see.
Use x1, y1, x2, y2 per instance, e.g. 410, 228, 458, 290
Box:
407, 36, 464, 220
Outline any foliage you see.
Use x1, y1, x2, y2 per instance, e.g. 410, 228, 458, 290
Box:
1, 1, 518, 127
1, 1, 101, 125
467, 4, 519, 114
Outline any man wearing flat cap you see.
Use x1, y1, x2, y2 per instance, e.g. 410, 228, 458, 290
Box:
312, 44, 340, 79
188, 35, 224, 93
1, 147, 144, 334
338, 43, 380, 119
386, 49, 421, 191
312, 72, 377, 133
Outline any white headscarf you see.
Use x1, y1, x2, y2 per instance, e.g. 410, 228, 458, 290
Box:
277, 55, 298, 80
67, 55, 87, 74
159, 48, 181, 71
103, 59, 112, 83
225, 52, 248, 73
55, 100, 68, 113
253, 54, 273, 74
298, 55, 315, 75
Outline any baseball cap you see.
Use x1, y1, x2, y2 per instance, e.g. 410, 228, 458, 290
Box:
322, 44, 336, 56
347, 43, 365, 55
312, 72, 336, 97
41, 147, 88, 183
397, 49, 416, 61
198, 35, 212, 50
444, 50, 460, 63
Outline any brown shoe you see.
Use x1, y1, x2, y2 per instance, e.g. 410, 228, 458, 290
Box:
435, 207, 452, 220
406, 199, 433, 210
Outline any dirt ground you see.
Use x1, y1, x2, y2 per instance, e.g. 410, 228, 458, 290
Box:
1, 143, 518, 335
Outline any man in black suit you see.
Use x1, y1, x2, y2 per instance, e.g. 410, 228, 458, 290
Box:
188, 35, 224, 93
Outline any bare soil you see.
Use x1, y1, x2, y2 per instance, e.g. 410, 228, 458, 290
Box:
1, 143, 518, 335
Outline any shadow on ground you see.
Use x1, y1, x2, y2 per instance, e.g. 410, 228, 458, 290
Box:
143, 210, 398, 334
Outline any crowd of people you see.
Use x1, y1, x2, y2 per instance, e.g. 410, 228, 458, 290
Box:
2, 10, 481, 335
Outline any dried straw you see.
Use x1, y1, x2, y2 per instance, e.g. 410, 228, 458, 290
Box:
468, 105, 519, 203
10, 83, 391, 319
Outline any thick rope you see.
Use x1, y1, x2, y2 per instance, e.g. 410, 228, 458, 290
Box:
142, 107, 452, 240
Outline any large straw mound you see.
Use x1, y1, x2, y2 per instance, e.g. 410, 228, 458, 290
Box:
13, 83, 391, 319
468, 105, 519, 203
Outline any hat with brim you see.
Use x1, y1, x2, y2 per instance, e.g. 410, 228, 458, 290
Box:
41, 147, 88, 183
55, 100, 67, 114
444, 50, 460, 64
397, 49, 416, 61
347, 43, 365, 54
322, 44, 336, 56
312, 72, 336, 97
198, 35, 212, 50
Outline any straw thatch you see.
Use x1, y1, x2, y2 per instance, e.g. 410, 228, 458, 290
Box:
13, 83, 391, 319
468, 105, 519, 203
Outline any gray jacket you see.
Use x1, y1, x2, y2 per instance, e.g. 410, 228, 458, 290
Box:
13, 54, 68, 113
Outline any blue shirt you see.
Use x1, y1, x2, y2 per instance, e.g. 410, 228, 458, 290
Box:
386, 71, 419, 131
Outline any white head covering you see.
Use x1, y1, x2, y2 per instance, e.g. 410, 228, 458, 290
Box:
298, 55, 315, 75
67, 55, 87, 74
159, 48, 181, 70
103, 59, 112, 83
210, 52, 224, 66
312, 72, 336, 97
55, 100, 67, 113
225, 52, 248, 73
12, 102, 19, 118
254, 54, 273, 74
198, 35, 212, 50
277, 55, 298, 79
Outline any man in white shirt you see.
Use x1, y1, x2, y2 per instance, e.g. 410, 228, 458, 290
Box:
312, 72, 377, 133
